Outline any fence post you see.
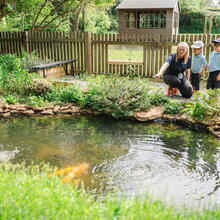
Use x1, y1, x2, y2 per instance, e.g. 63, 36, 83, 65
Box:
85, 32, 92, 73
22, 31, 29, 53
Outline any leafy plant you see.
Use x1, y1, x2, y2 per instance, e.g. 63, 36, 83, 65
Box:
0, 54, 34, 95
24, 96, 47, 107
84, 76, 151, 118
5, 94, 18, 104
45, 84, 84, 104
26, 78, 53, 96
184, 90, 220, 121
149, 92, 169, 106
164, 100, 183, 115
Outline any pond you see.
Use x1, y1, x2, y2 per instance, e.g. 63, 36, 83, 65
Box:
0, 115, 220, 209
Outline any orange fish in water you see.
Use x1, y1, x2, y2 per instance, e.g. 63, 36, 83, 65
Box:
53, 163, 89, 184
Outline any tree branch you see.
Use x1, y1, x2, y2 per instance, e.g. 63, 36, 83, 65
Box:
43, 8, 78, 28
37, 0, 70, 27
32, 17, 69, 31
31, 0, 49, 31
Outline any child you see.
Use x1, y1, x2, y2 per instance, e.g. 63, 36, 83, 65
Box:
207, 38, 220, 89
191, 41, 208, 92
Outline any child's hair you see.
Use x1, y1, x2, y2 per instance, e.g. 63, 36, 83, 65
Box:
176, 42, 189, 64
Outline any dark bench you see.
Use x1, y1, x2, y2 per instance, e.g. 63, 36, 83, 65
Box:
31, 59, 77, 78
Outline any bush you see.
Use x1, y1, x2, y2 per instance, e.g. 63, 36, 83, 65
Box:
164, 100, 183, 115
23, 96, 47, 107
84, 76, 151, 118
4, 94, 18, 104
149, 92, 169, 106
26, 78, 53, 96
45, 84, 84, 104
184, 90, 220, 121
0, 54, 34, 95
21, 49, 53, 69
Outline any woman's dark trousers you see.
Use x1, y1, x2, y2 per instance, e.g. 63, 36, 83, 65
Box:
163, 73, 193, 98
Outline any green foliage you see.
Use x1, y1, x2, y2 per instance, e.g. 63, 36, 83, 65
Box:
0, 163, 220, 219
4, 94, 18, 104
149, 92, 169, 106
0, 54, 33, 96
84, 76, 151, 118
26, 78, 53, 96
23, 95, 47, 107
184, 90, 220, 121
45, 84, 84, 104
83, 8, 115, 33
164, 100, 184, 115
21, 49, 53, 69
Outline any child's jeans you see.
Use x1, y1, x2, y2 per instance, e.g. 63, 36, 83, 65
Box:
207, 71, 220, 89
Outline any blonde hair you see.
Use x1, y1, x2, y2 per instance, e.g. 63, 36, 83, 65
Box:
176, 42, 189, 64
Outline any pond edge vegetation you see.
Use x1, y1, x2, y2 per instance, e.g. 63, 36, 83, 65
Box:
0, 54, 219, 139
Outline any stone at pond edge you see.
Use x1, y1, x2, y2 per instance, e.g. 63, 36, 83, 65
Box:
135, 106, 165, 122
41, 110, 54, 115
22, 110, 35, 116
2, 112, 11, 118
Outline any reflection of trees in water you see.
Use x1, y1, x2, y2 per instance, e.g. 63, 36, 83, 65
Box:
158, 127, 220, 181
1, 116, 219, 175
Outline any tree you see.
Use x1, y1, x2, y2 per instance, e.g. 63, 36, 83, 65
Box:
1, 0, 117, 32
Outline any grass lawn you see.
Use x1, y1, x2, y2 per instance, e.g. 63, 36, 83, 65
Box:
108, 46, 143, 62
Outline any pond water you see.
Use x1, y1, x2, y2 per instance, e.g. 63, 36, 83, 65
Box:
0, 115, 220, 208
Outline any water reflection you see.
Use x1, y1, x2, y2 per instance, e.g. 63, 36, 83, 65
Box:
0, 115, 220, 208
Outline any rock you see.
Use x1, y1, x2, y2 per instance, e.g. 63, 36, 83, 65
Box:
135, 106, 165, 122
10, 110, 21, 114
14, 104, 26, 108
53, 106, 60, 113
2, 112, 11, 118
61, 109, 77, 114
41, 110, 54, 115
0, 149, 20, 162
8, 105, 17, 110
22, 110, 35, 116
33, 107, 45, 112
0, 108, 3, 113
71, 106, 80, 112
60, 106, 70, 111
16, 107, 27, 111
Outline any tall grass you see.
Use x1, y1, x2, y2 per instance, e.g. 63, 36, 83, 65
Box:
0, 163, 220, 220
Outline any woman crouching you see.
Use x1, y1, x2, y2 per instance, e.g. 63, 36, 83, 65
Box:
155, 42, 193, 98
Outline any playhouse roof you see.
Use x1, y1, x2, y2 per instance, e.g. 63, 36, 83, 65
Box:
116, 0, 179, 10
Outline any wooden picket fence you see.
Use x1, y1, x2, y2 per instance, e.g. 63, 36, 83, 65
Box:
0, 31, 220, 76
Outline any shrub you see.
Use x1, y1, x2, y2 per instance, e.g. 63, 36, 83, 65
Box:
45, 84, 84, 104
4, 94, 18, 104
164, 100, 183, 115
0, 54, 34, 95
84, 76, 151, 118
23, 96, 47, 107
149, 92, 169, 106
183, 90, 220, 121
21, 49, 53, 69
26, 78, 53, 96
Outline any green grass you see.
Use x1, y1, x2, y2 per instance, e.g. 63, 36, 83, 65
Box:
108, 47, 143, 62
0, 163, 220, 220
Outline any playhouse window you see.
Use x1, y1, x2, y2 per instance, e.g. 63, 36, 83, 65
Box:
126, 11, 166, 29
